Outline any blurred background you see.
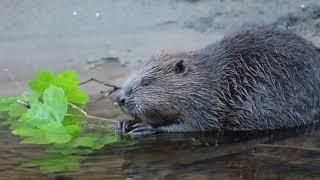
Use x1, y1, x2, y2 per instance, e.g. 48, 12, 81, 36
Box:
1, 0, 320, 96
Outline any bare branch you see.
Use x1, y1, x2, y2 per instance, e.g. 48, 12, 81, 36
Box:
80, 78, 120, 89
80, 78, 121, 96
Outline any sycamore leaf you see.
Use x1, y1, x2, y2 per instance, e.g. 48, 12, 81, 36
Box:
42, 85, 67, 122
28, 71, 88, 104
1, 70, 120, 173
65, 89, 88, 105
52, 71, 88, 104
13, 86, 72, 144
28, 71, 55, 94
17, 128, 48, 144
38, 122, 72, 144
55, 71, 79, 87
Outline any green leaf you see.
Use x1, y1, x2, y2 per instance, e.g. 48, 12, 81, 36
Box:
13, 86, 72, 144
8, 102, 28, 118
23, 154, 84, 173
17, 129, 48, 144
72, 133, 119, 150
1, 70, 121, 174
71, 133, 101, 148
62, 116, 81, 126
53, 71, 89, 104
0, 96, 21, 112
42, 85, 67, 122
100, 134, 119, 145
39, 122, 72, 144
28, 71, 55, 94
65, 89, 89, 105
46, 132, 118, 155
55, 71, 79, 87
28, 70, 89, 104
64, 125, 81, 136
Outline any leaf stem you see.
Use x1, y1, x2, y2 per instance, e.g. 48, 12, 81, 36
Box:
67, 102, 117, 123
16, 99, 31, 108
68, 102, 88, 116
17, 100, 118, 123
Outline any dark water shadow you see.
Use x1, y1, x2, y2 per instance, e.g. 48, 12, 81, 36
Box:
103, 124, 320, 179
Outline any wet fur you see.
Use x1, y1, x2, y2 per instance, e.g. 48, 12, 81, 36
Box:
118, 26, 320, 132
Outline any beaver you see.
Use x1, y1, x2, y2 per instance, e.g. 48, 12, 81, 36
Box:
115, 26, 320, 136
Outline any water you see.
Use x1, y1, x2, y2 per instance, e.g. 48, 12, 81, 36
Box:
1, 121, 320, 179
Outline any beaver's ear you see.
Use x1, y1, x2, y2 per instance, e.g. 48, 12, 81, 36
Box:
175, 60, 187, 74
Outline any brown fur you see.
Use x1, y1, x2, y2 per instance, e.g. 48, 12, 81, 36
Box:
117, 26, 320, 133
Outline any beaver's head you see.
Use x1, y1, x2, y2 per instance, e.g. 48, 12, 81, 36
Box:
117, 52, 196, 125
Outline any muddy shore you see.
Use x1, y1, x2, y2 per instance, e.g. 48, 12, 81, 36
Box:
1, 0, 320, 95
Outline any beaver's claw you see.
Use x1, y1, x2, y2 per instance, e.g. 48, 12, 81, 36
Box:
128, 123, 158, 136
115, 120, 158, 136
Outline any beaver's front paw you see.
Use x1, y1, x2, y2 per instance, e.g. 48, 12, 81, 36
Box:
114, 120, 158, 136
114, 120, 131, 135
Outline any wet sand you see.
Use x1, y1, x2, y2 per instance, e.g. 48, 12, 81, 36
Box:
1, 0, 320, 97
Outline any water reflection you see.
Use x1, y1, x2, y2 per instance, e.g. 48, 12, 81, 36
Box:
111, 124, 320, 179
1, 123, 320, 179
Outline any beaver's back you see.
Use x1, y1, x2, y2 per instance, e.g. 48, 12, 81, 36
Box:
205, 26, 320, 130
116, 26, 320, 135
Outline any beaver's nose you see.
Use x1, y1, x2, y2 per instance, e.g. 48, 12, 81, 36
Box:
119, 97, 126, 106
117, 94, 127, 106
117, 89, 128, 107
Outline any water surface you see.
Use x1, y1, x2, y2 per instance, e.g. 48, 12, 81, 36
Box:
1, 117, 320, 179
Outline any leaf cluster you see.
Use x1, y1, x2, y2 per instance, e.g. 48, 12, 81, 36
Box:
0, 70, 119, 173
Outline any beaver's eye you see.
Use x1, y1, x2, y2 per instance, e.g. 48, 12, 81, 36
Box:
141, 79, 151, 87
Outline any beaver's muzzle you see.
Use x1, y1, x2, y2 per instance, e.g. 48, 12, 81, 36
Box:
116, 89, 131, 114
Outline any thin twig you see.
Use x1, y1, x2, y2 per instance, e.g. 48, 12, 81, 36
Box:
80, 78, 121, 96
68, 102, 88, 116
16, 100, 117, 123
80, 78, 121, 90
67, 103, 117, 122
16, 99, 31, 108
66, 114, 118, 123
